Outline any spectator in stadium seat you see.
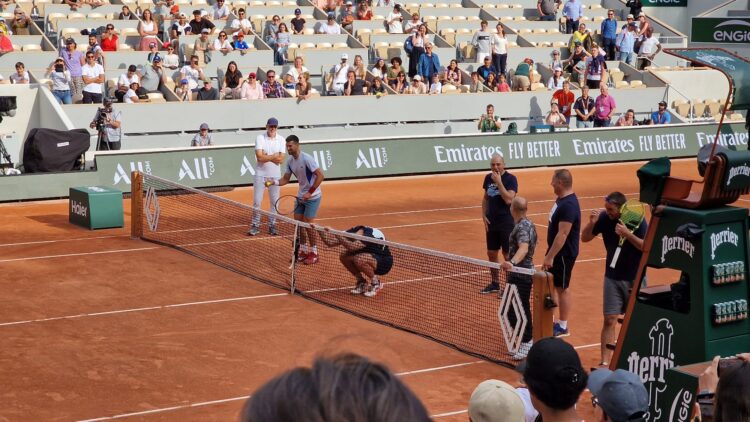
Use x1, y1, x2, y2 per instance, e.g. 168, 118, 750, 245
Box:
233, 32, 250, 55
262, 70, 285, 98
574, 85, 595, 128
468, 71, 482, 93
11, 9, 31, 35
601, 10, 617, 60
242, 354, 430, 422
477, 56, 496, 82
176, 78, 191, 101
285, 56, 309, 89
190, 9, 216, 34
138, 57, 167, 93
484, 72, 497, 91
443, 59, 462, 86
222, 61, 243, 99
428, 73, 442, 95
357, 1, 373, 20
214, 31, 234, 57
472, 20, 492, 64
408, 24, 428, 78
616, 22, 637, 66
562, 0, 583, 34
146, 42, 161, 64
138, 9, 160, 51
81, 51, 105, 104
387, 4, 404, 34
241, 72, 264, 100
650, 101, 671, 125
60, 38, 84, 100
371, 58, 388, 80
564, 42, 589, 85
568, 22, 591, 54
212, 0, 230, 20
417, 43, 441, 83
497, 74, 510, 92
370, 76, 387, 96
46, 58, 72, 104
191, 122, 213, 146
636, 27, 662, 70
404, 12, 422, 33
319, 12, 342, 34
407, 75, 427, 94
274, 23, 290, 65
162, 44, 180, 69
594, 85, 616, 127
585, 45, 607, 89
231, 8, 254, 36
479, 152, 515, 289
491, 24, 509, 77
124, 81, 144, 103
626, 0, 642, 19
512, 59, 533, 91
118, 5, 137, 20
194, 28, 213, 63
332, 54, 351, 95
588, 369, 649, 422
387, 57, 403, 85
101, 24, 118, 52
321, 0, 336, 14
340, 2, 355, 32
537, 0, 560, 22
171, 12, 192, 46
547, 67, 565, 90
636, 13, 650, 37
390, 71, 409, 94
296, 74, 313, 99
9, 62, 29, 84
115, 65, 139, 103
196, 79, 219, 100
553, 80, 575, 124
344, 70, 367, 95
546, 101, 567, 127
616, 109, 636, 127
521, 338, 587, 422
179, 55, 206, 92
469, 379, 526, 422
291, 8, 305, 34
549, 50, 563, 72
353, 54, 367, 80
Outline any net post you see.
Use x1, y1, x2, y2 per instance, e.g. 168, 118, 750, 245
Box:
532, 270, 554, 340
130, 171, 143, 240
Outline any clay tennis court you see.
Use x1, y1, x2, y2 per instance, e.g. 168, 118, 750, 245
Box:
0, 158, 717, 421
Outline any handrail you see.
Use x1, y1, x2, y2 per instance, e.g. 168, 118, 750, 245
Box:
697, 0, 741, 17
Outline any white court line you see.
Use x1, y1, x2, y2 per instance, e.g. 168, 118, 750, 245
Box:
396, 360, 485, 376
432, 409, 469, 418
0, 292, 289, 328
0, 235, 129, 248
574, 343, 601, 350
0, 247, 160, 264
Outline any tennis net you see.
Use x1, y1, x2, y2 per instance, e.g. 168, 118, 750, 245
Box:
132, 173, 552, 366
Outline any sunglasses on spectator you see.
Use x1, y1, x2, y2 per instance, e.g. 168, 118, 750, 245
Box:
86, 55, 95, 58
220, 34, 227, 37
273, 18, 280, 21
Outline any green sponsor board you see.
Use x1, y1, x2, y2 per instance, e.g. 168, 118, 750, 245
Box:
69, 186, 124, 229
644, 0, 687, 6
691, 18, 750, 44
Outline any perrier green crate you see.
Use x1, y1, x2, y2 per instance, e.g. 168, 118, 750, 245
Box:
69, 186, 124, 230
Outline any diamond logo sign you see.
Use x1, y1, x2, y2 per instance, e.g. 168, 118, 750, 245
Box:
144, 186, 160, 232
498, 283, 528, 355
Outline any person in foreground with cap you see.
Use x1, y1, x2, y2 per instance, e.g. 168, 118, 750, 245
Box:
588, 369, 648, 422
233, 32, 250, 54
319, 12, 342, 34
469, 379, 525, 422
520, 337, 587, 422
248, 117, 286, 237
191, 123, 213, 147
650, 101, 671, 125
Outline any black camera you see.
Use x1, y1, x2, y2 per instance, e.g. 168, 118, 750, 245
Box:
54, 64, 64, 72
94, 107, 109, 131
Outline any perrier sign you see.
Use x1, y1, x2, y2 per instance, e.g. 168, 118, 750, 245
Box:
643, 0, 687, 6
692, 18, 750, 44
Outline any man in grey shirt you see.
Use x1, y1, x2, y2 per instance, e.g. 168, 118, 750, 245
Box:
89, 98, 122, 151
537, 0, 560, 21
471, 20, 492, 64
138, 56, 167, 93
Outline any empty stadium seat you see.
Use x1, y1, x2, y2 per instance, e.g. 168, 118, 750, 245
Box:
121, 27, 140, 36
88, 12, 105, 18
706, 100, 722, 116
147, 92, 166, 102
22, 44, 41, 51
119, 43, 134, 50
47, 12, 67, 21
333, 42, 348, 49
533, 28, 546, 34
531, 82, 546, 91
68, 12, 86, 19
302, 28, 314, 35
675, 103, 691, 118
442, 84, 458, 94
615, 81, 629, 89
729, 113, 743, 121
629, 80, 644, 88
299, 42, 315, 49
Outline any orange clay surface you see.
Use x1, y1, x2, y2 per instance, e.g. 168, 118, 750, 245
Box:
0, 158, 726, 421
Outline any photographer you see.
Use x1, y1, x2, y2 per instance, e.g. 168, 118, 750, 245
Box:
698, 353, 750, 421
89, 98, 122, 150
46, 58, 72, 104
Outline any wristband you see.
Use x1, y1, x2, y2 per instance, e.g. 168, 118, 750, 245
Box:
308, 187, 316, 194
510, 260, 517, 266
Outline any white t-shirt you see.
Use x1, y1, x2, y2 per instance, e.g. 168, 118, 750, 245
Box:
639, 36, 660, 55
118, 73, 139, 88
9, 70, 29, 84
333, 63, 351, 84
212, 4, 230, 19
124, 88, 138, 103
404, 19, 421, 33
181, 65, 201, 90
286, 152, 321, 199
492, 35, 508, 54
231, 18, 253, 32
319, 22, 341, 34
285, 66, 309, 81
82, 63, 104, 93
163, 53, 180, 68
254, 132, 286, 177
214, 38, 233, 50
387, 12, 403, 33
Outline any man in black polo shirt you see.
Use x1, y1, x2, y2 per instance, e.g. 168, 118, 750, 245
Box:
542, 169, 580, 337
189, 9, 215, 35
480, 153, 518, 294
582, 191, 646, 366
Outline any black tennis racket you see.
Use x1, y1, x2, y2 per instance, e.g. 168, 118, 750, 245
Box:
274, 195, 301, 216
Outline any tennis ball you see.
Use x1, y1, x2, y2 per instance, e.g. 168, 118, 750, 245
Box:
264, 181, 273, 187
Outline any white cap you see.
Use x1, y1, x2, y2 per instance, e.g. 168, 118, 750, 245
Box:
413, 75, 421, 80
341, 53, 348, 59
469, 380, 525, 422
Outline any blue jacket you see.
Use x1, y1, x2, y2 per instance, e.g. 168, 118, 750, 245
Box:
417, 52, 441, 81
601, 18, 617, 39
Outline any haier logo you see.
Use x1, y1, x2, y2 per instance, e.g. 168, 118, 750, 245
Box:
627, 318, 675, 421
660, 235, 695, 264
113, 161, 152, 185
356, 148, 387, 169
668, 389, 694, 422
312, 150, 333, 171
179, 157, 215, 181
710, 228, 738, 259
70, 200, 88, 218
240, 155, 256, 176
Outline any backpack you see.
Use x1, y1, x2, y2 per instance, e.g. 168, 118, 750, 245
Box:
404, 35, 413, 55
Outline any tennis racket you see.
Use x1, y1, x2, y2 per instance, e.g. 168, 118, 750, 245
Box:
274, 195, 301, 216
609, 200, 646, 269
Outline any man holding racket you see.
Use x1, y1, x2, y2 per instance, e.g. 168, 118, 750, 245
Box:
314, 225, 393, 298
582, 191, 646, 367
248, 117, 286, 236
270, 135, 324, 265
480, 153, 517, 295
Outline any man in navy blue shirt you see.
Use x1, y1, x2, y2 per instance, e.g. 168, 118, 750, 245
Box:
476, 56, 497, 84
480, 153, 518, 294
542, 169, 580, 337
600, 9, 617, 60
582, 192, 647, 367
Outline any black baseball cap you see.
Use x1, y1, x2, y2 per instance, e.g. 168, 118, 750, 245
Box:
518, 337, 585, 386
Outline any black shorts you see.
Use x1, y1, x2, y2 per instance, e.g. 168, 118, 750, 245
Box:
370, 252, 393, 276
550, 255, 576, 289
486, 223, 514, 254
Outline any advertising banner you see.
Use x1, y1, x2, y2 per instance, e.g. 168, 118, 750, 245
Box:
691, 18, 750, 44
644, 0, 687, 6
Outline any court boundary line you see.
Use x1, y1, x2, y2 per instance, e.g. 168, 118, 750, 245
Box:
0, 247, 160, 264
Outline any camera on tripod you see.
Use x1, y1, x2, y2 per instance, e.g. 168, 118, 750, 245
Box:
94, 107, 109, 132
